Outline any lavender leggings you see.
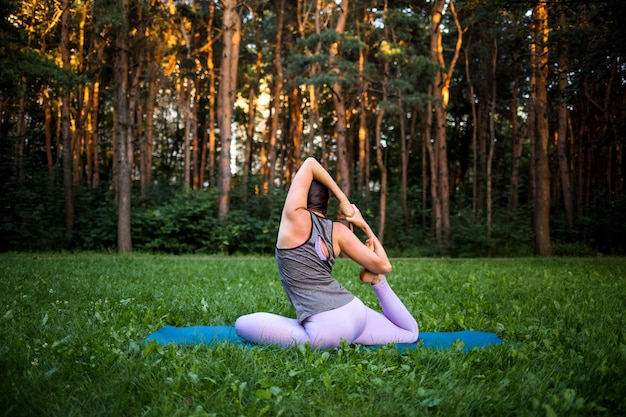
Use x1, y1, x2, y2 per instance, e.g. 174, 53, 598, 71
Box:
235, 279, 419, 349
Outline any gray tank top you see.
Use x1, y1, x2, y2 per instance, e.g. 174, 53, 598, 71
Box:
276, 211, 355, 323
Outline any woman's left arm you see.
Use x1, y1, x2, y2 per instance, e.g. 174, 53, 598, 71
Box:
334, 218, 392, 275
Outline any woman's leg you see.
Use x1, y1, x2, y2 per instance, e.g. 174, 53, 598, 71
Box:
302, 298, 367, 349
235, 298, 368, 349
352, 278, 419, 345
235, 312, 310, 347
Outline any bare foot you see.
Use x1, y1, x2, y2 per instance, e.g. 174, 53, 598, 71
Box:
359, 238, 385, 284
360, 267, 384, 284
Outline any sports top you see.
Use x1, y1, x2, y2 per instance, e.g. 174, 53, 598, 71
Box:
275, 211, 355, 323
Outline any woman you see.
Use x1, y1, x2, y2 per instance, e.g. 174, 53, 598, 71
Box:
235, 158, 418, 349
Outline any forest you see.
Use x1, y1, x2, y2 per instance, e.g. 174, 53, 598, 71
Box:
1, 0, 625, 257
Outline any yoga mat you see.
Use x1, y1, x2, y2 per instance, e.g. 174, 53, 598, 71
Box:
144, 325, 502, 353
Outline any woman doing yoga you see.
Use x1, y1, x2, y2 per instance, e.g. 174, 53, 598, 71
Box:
235, 158, 418, 349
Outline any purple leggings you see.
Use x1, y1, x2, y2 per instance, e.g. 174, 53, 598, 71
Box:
235, 279, 419, 349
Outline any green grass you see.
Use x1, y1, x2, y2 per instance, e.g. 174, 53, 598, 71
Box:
1, 254, 625, 416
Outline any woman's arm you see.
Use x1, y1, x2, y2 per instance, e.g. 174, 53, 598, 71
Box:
277, 158, 354, 247
335, 205, 392, 275
281, 158, 354, 218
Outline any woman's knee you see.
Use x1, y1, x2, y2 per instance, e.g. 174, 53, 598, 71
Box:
234, 313, 266, 338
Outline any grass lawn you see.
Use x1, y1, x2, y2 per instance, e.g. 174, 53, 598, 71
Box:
1, 253, 625, 416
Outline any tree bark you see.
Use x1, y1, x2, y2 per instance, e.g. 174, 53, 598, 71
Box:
531, 3, 552, 256
357, 37, 368, 195
287, 86, 303, 185
463, 32, 478, 218
486, 38, 497, 241
42, 86, 54, 179
206, 1, 217, 189
508, 51, 523, 211
243, 14, 262, 197
113, 0, 133, 252
217, 0, 241, 222
141, 64, 157, 199
266, 0, 285, 191
375, 105, 387, 243
330, 0, 350, 197
61, 0, 74, 247
428, 0, 461, 253
557, 8, 574, 229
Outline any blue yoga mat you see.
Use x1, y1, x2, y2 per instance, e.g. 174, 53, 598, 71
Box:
144, 325, 502, 353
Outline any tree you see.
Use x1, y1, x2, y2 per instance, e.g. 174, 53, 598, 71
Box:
60, 0, 74, 247
113, 0, 133, 252
330, 0, 350, 197
427, 0, 462, 253
217, 0, 241, 222
530, 2, 552, 256
265, 0, 285, 191
556, 4, 574, 230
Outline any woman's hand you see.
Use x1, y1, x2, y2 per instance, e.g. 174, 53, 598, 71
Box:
338, 200, 355, 219
344, 204, 367, 230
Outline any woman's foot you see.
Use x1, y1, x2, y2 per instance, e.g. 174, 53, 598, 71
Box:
360, 267, 385, 284
359, 237, 385, 284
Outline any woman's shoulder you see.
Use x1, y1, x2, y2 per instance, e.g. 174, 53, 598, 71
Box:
277, 208, 313, 249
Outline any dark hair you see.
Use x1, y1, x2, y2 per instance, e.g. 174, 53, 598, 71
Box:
307, 180, 330, 215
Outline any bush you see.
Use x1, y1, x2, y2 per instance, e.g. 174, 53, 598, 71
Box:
450, 208, 534, 257
132, 189, 223, 253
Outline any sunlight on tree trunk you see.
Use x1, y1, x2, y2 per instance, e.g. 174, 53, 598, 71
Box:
206, 1, 217, 189
243, 13, 262, 198
114, 0, 133, 252
428, 0, 462, 254
330, 0, 350, 197
217, 0, 241, 222
266, 0, 285, 191
61, 0, 73, 247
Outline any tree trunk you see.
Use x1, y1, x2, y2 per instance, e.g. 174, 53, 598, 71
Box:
531, 3, 552, 256
399, 95, 409, 235
428, 0, 461, 254
191, 80, 200, 189
296, 0, 324, 160
357, 42, 368, 195
141, 64, 157, 199
42, 86, 54, 179
217, 0, 241, 222
243, 15, 262, 197
266, 0, 285, 191
61, 0, 74, 247
375, 107, 387, 243
508, 51, 522, 211
207, 0, 217, 189
486, 38, 497, 241
92, 37, 106, 189
557, 8, 574, 230
114, 0, 133, 252
287, 86, 303, 185
330, 0, 350, 197
463, 30, 478, 218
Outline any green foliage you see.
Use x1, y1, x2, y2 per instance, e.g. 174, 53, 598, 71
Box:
131, 185, 281, 255
450, 208, 534, 257
2, 173, 625, 257
0, 174, 64, 251
1, 255, 625, 416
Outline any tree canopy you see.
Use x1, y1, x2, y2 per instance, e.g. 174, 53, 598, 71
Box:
1, 0, 624, 256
